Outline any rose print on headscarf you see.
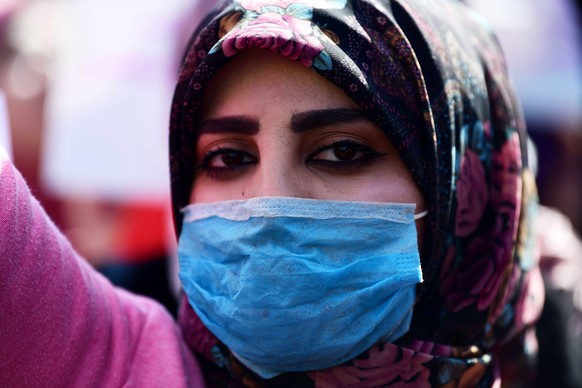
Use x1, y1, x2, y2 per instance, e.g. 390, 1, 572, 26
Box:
441, 235, 510, 312
455, 149, 488, 237
308, 343, 432, 387
454, 120, 492, 238
237, 0, 347, 11
490, 133, 522, 247
440, 133, 523, 313
210, 4, 333, 70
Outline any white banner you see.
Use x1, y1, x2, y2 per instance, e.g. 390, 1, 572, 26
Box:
41, 0, 214, 202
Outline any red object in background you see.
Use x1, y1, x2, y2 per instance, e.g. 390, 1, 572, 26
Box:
113, 203, 168, 263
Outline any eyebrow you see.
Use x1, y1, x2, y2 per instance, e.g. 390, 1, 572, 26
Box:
291, 108, 370, 133
198, 116, 260, 135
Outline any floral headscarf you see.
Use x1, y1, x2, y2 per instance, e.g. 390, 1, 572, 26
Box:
170, 0, 544, 385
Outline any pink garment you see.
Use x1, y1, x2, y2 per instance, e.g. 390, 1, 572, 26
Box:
0, 146, 204, 387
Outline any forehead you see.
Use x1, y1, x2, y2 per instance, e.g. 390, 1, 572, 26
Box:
200, 49, 361, 120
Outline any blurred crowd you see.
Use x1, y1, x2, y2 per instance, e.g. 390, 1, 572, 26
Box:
1, 0, 581, 384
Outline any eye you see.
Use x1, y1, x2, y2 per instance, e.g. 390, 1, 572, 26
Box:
197, 147, 257, 179
321, 142, 358, 161
307, 140, 384, 172
207, 149, 252, 167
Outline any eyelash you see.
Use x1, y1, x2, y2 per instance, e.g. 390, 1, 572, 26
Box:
306, 140, 384, 172
196, 140, 384, 179
196, 147, 257, 179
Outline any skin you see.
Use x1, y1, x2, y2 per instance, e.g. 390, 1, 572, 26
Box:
190, 49, 427, 240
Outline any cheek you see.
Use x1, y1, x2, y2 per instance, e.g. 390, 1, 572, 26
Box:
358, 169, 426, 207
190, 178, 248, 203
353, 165, 427, 255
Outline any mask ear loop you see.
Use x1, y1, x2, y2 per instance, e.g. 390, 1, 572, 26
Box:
414, 210, 429, 220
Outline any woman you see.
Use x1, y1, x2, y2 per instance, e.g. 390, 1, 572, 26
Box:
0, 0, 543, 386
172, 0, 543, 385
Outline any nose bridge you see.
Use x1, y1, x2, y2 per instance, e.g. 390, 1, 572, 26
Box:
251, 131, 309, 198
258, 157, 301, 198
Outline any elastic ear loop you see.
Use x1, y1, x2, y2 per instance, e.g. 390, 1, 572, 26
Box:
414, 210, 429, 220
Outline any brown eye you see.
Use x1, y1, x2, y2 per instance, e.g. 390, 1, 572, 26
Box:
333, 144, 357, 161
197, 147, 257, 180
307, 139, 385, 174
220, 150, 245, 166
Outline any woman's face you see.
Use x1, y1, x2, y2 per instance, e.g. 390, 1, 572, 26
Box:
190, 49, 426, 216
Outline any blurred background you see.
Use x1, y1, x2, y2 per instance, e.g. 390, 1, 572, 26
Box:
466, 0, 582, 234
0, 0, 215, 315
0, 0, 581, 385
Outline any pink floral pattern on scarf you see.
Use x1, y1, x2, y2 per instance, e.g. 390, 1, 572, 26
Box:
222, 12, 324, 67
440, 133, 523, 313
455, 149, 488, 237
491, 133, 523, 246
441, 235, 510, 312
308, 343, 432, 387
238, 0, 347, 11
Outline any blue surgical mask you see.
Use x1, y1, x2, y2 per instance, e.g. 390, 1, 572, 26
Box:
178, 197, 425, 378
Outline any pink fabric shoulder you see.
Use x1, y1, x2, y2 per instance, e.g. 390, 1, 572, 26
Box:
0, 146, 205, 387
